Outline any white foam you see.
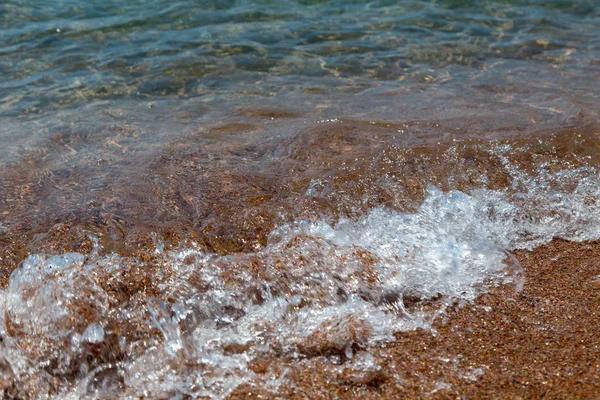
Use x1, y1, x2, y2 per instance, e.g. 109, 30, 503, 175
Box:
2, 159, 600, 398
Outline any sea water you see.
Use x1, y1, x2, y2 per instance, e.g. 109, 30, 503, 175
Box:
1, 0, 600, 398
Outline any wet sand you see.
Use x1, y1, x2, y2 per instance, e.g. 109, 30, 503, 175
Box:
1, 120, 600, 398
2, 122, 600, 398
229, 239, 600, 399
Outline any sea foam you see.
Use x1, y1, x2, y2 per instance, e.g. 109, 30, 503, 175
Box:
1, 160, 600, 398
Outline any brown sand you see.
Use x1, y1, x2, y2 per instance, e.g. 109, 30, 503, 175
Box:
2, 121, 600, 398
230, 239, 600, 399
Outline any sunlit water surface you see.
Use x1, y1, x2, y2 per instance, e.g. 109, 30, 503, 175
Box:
1, 0, 600, 398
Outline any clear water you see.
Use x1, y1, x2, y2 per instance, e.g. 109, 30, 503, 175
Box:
2, 0, 599, 116
1, 0, 600, 398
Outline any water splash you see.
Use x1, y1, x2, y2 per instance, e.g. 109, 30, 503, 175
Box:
2, 158, 600, 398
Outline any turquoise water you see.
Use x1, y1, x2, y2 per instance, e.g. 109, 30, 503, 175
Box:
1, 1, 600, 398
2, 0, 599, 117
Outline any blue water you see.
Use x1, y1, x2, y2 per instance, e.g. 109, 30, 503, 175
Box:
2, 0, 599, 117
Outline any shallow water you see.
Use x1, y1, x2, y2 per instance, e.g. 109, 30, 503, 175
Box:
1, 0, 600, 398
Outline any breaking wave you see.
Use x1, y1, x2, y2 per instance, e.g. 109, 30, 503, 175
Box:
2, 152, 600, 399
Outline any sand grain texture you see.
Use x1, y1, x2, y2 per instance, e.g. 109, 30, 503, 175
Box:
230, 239, 600, 399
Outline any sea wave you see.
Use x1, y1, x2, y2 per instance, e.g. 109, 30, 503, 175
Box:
2, 152, 599, 398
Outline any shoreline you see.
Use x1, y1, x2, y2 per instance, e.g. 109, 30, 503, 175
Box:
231, 239, 600, 399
